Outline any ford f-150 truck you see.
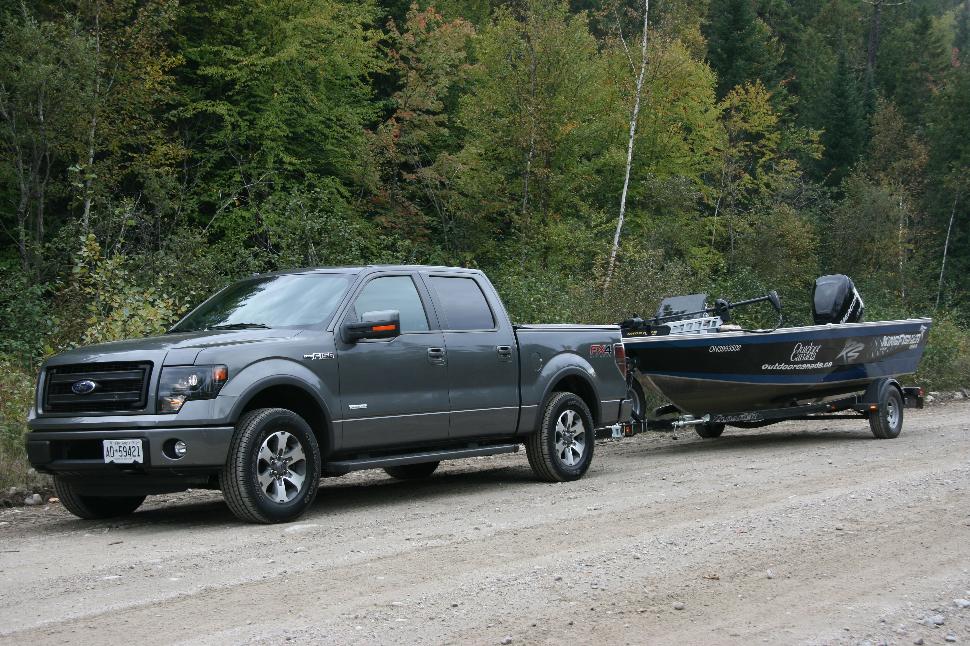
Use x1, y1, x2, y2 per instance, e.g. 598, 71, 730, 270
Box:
26, 266, 631, 523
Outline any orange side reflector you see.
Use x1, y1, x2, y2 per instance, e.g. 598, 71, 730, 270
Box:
372, 324, 396, 332
869, 404, 878, 412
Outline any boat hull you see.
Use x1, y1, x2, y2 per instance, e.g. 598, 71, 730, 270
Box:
624, 318, 931, 415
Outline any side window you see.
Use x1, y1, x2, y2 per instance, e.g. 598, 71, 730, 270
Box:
353, 276, 429, 333
429, 276, 495, 331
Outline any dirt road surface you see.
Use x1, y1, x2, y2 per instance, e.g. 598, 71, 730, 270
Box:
2, 402, 968, 645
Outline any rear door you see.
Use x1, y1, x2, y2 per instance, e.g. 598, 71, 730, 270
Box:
336, 273, 450, 451
422, 273, 519, 439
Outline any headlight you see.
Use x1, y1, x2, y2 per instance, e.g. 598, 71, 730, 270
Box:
157, 365, 229, 413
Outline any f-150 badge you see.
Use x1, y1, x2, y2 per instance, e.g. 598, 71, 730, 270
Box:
303, 352, 335, 361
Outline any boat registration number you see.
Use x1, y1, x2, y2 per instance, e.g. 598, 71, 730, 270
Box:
103, 439, 143, 464
709, 344, 741, 353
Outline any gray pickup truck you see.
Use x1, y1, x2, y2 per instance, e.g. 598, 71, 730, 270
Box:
26, 265, 630, 523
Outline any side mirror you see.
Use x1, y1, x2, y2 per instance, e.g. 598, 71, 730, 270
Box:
341, 310, 401, 343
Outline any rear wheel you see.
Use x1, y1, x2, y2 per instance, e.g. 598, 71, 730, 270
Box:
526, 392, 595, 482
695, 422, 725, 439
54, 477, 146, 519
220, 408, 322, 523
869, 386, 904, 439
384, 461, 439, 480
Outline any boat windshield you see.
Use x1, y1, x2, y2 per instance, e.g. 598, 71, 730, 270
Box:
170, 273, 355, 332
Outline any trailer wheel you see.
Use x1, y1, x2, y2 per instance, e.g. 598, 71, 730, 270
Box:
526, 392, 594, 482
695, 422, 725, 439
869, 385, 904, 439
628, 379, 647, 423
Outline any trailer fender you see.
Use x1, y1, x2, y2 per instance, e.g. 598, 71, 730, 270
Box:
861, 377, 901, 404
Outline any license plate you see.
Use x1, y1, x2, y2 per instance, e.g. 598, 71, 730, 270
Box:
103, 439, 143, 464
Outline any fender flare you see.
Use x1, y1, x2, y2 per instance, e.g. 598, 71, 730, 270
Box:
862, 377, 901, 404
221, 359, 336, 435
536, 364, 603, 430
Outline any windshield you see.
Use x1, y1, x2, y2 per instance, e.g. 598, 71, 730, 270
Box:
171, 273, 355, 333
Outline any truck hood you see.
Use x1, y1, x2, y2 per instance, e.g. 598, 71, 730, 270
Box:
45, 328, 303, 367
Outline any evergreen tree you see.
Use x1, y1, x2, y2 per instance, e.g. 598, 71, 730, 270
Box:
955, 0, 970, 63
704, 0, 782, 98
820, 48, 865, 187
879, 6, 949, 126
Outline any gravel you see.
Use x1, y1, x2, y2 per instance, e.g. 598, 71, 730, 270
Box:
1, 401, 968, 645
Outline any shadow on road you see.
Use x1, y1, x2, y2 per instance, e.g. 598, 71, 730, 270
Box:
30, 462, 538, 533
615, 428, 881, 460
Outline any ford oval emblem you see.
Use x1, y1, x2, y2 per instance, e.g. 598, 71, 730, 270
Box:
71, 379, 97, 395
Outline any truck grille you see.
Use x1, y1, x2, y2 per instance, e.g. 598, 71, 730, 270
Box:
44, 362, 152, 413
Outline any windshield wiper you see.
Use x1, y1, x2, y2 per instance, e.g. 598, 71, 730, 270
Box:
208, 322, 271, 330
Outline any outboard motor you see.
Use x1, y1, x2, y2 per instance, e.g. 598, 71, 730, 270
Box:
812, 274, 864, 324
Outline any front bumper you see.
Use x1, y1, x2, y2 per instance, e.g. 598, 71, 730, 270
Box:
26, 425, 234, 474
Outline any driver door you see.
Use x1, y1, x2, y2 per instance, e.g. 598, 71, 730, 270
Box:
337, 274, 450, 451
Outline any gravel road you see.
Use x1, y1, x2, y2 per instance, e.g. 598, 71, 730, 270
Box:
2, 402, 968, 645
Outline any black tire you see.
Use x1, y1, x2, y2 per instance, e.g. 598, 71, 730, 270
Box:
869, 385, 904, 439
220, 408, 322, 524
695, 422, 725, 439
384, 461, 440, 480
53, 477, 145, 520
629, 379, 647, 423
526, 391, 595, 482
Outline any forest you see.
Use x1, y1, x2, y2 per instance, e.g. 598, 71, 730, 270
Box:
1, 0, 969, 483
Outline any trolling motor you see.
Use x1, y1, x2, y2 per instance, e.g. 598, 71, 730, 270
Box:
620, 290, 783, 337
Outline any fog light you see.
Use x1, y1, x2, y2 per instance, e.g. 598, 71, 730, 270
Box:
173, 440, 187, 458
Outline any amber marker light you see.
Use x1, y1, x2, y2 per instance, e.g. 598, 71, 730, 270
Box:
372, 324, 397, 332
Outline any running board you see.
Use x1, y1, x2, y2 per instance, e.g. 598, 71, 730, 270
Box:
325, 443, 520, 474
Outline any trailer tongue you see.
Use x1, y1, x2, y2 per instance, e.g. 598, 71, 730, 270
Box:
611, 275, 931, 440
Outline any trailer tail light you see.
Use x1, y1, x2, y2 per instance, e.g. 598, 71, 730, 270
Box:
613, 343, 627, 378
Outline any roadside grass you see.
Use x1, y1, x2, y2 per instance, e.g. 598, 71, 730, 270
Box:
0, 359, 47, 492
917, 315, 970, 392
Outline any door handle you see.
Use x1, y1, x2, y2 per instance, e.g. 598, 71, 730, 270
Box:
496, 345, 513, 361
427, 347, 447, 365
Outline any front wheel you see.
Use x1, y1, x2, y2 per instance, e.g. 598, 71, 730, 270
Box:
526, 392, 595, 482
869, 386, 904, 439
220, 408, 322, 523
54, 477, 146, 519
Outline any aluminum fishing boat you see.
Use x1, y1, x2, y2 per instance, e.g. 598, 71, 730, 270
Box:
617, 275, 931, 439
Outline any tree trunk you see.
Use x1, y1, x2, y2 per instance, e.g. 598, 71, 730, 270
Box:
605, 0, 649, 290
521, 32, 538, 224
866, 0, 882, 91
936, 190, 960, 309
82, 5, 103, 232
898, 195, 906, 302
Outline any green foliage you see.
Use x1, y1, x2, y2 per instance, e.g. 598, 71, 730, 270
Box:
0, 260, 54, 360
0, 358, 36, 490
879, 7, 950, 126
704, 0, 782, 98
819, 49, 865, 187
56, 235, 189, 347
917, 315, 970, 391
